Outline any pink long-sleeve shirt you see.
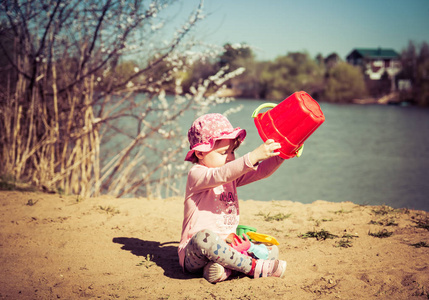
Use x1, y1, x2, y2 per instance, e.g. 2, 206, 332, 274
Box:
178, 153, 284, 269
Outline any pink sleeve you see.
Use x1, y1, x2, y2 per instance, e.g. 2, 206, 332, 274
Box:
235, 155, 285, 187
187, 154, 257, 193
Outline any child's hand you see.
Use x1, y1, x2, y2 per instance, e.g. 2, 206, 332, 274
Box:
249, 139, 281, 165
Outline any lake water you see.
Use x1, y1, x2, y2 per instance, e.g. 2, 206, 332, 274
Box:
180, 99, 429, 211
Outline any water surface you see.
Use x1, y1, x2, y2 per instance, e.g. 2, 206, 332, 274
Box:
186, 100, 429, 211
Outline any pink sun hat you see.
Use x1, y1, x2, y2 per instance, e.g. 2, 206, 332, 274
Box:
185, 113, 247, 162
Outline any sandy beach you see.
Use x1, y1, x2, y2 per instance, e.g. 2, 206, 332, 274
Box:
0, 190, 428, 299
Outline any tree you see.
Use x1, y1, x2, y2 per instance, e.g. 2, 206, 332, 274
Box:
179, 55, 219, 94
324, 53, 341, 70
323, 62, 367, 103
219, 43, 254, 69
260, 52, 324, 101
218, 43, 262, 98
416, 55, 429, 106
0, 0, 244, 197
401, 41, 429, 106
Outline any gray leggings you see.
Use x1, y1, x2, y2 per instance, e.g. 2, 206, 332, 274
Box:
184, 229, 279, 274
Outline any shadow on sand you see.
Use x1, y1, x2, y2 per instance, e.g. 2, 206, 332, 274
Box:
113, 237, 195, 280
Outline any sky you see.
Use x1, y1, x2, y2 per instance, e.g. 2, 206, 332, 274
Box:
165, 0, 429, 61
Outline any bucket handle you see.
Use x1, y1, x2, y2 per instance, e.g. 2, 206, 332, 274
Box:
251, 103, 277, 118
296, 144, 304, 157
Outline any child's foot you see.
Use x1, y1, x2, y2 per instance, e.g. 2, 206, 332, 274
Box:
203, 262, 232, 283
253, 259, 287, 279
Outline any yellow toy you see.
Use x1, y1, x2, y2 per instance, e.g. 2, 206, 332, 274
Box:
246, 232, 279, 246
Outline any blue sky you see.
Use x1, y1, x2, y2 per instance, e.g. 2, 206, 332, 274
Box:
166, 0, 429, 61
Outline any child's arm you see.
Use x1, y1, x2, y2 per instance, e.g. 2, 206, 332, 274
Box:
187, 140, 282, 193
235, 139, 284, 187
235, 155, 284, 187
187, 155, 257, 193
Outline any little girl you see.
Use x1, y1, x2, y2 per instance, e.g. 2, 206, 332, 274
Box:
178, 113, 287, 283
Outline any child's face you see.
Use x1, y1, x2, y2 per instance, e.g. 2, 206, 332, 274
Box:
196, 139, 236, 168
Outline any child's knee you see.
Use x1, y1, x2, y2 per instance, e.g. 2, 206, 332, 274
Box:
191, 229, 221, 249
267, 245, 279, 260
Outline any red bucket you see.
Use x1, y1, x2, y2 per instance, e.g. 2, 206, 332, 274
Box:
252, 91, 325, 159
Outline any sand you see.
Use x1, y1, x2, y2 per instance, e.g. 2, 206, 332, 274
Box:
0, 190, 428, 299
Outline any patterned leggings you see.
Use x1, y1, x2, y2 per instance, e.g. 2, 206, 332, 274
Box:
184, 229, 279, 274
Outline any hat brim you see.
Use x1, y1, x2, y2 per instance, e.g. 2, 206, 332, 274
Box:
184, 128, 246, 161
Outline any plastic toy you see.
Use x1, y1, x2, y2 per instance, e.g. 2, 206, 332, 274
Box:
236, 225, 257, 239
252, 91, 325, 159
227, 233, 251, 255
246, 231, 279, 245
227, 232, 270, 259
248, 242, 269, 259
